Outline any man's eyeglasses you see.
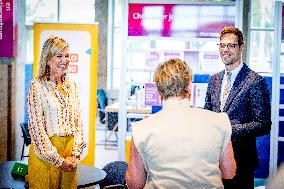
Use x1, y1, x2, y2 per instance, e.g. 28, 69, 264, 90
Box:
217, 43, 238, 50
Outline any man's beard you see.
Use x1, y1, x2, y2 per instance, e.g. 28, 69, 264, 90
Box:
221, 55, 240, 65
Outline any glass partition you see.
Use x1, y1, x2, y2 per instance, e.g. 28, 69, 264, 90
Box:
26, 0, 58, 25
249, 31, 274, 73
249, 0, 274, 73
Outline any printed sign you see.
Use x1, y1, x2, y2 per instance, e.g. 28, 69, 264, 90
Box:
164, 51, 180, 61
128, 3, 235, 38
200, 51, 221, 72
184, 51, 199, 72
144, 82, 161, 106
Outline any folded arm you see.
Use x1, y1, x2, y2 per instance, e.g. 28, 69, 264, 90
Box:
72, 82, 86, 159
27, 80, 64, 167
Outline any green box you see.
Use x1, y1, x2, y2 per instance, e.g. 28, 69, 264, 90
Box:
11, 162, 28, 177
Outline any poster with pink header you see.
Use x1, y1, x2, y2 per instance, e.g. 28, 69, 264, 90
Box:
128, 3, 235, 38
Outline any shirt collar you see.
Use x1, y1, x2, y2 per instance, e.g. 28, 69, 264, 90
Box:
163, 98, 191, 109
225, 62, 243, 78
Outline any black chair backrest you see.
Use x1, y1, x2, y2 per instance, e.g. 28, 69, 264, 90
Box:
107, 112, 118, 130
20, 123, 31, 146
97, 89, 108, 109
97, 89, 109, 124
99, 161, 128, 189
130, 85, 139, 96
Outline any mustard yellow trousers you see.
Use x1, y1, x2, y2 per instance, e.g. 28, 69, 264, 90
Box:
27, 136, 77, 189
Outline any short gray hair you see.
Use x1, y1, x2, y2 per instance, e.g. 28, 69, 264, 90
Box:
154, 58, 192, 100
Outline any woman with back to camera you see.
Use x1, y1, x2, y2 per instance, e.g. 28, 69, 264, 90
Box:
126, 58, 236, 189
27, 36, 85, 189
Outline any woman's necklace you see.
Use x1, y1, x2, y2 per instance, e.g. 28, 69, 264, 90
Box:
46, 79, 70, 126
46, 80, 68, 108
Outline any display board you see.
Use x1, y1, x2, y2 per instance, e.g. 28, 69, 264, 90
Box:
34, 23, 98, 166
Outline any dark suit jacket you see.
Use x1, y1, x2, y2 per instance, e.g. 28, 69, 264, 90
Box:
204, 63, 271, 171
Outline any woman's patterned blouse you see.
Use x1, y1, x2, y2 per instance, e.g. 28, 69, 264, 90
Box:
27, 78, 85, 167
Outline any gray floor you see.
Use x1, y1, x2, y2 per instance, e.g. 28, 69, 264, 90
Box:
95, 120, 118, 169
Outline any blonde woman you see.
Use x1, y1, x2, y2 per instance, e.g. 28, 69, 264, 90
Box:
126, 59, 236, 189
27, 36, 85, 188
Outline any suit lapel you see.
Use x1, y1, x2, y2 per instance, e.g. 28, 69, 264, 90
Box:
223, 64, 250, 112
214, 71, 224, 112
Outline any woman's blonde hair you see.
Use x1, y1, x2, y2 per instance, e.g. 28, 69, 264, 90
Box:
154, 58, 192, 100
38, 36, 69, 80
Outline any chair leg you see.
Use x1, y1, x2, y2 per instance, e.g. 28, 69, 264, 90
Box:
105, 124, 118, 148
21, 142, 25, 160
104, 112, 118, 148
105, 124, 118, 141
115, 131, 118, 140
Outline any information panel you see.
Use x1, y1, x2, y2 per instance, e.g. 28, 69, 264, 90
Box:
34, 23, 98, 166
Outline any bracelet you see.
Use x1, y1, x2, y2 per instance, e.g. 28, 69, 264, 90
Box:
72, 154, 80, 159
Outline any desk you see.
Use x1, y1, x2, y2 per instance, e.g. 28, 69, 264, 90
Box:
104, 102, 151, 146
77, 164, 107, 188
105, 101, 152, 114
0, 161, 107, 189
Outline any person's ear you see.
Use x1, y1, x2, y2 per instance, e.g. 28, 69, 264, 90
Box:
187, 82, 192, 96
240, 44, 245, 52
187, 82, 192, 94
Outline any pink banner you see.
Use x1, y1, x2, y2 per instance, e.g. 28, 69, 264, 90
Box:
128, 3, 235, 38
0, 0, 17, 57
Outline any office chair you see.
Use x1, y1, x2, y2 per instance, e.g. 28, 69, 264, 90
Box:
97, 89, 108, 124
130, 85, 139, 97
99, 161, 128, 189
104, 112, 119, 147
20, 123, 31, 160
97, 89, 118, 146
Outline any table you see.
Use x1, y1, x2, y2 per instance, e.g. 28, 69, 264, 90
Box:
0, 161, 107, 189
105, 101, 152, 114
77, 164, 107, 188
104, 102, 151, 145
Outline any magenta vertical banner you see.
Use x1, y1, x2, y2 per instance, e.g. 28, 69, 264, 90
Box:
0, 0, 17, 57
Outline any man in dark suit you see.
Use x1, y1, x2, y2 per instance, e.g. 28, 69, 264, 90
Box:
204, 27, 271, 189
